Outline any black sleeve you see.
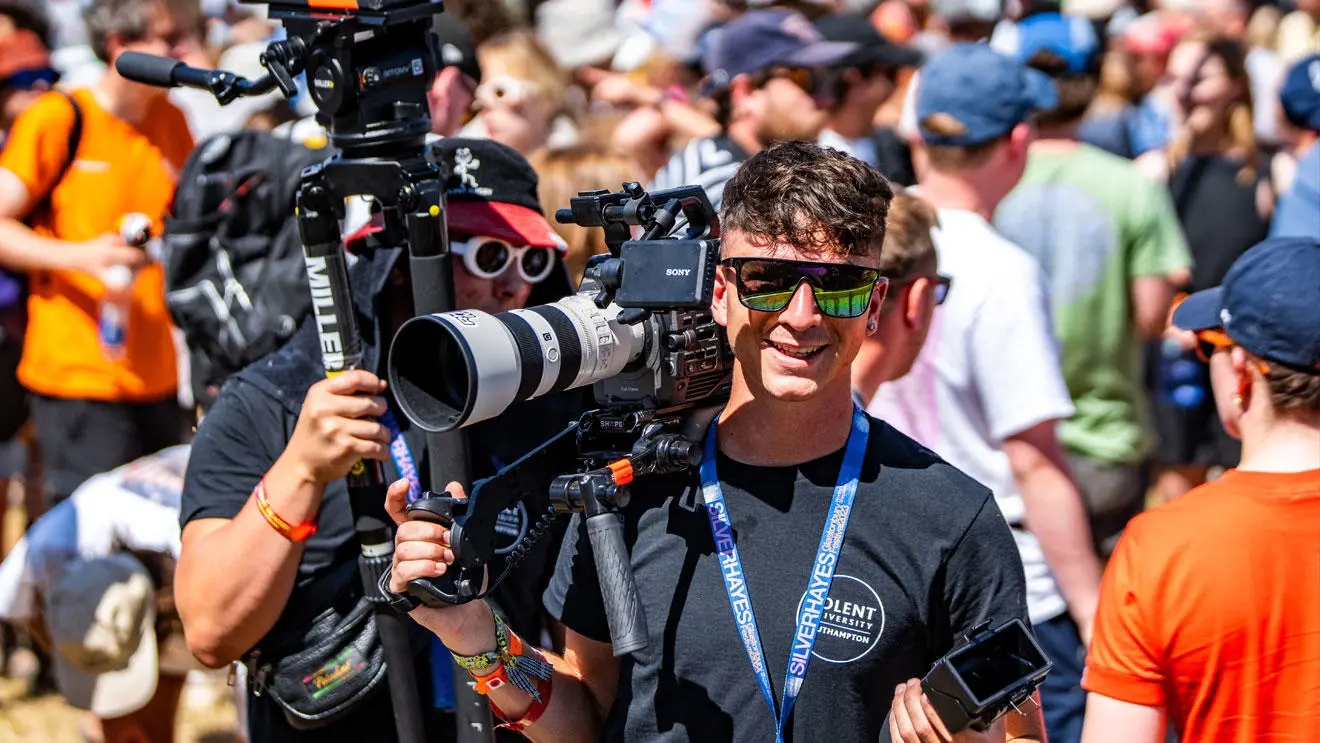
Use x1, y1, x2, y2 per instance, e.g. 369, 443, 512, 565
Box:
180, 380, 288, 527
541, 513, 611, 643
933, 491, 1030, 654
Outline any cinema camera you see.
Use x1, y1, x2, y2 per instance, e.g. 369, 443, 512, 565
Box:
388, 183, 734, 656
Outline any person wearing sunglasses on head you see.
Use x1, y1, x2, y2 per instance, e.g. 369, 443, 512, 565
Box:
871, 44, 1106, 742
851, 192, 951, 405
1080, 236, 1320, 743
386, 141, 1044, 743
175, 138, 586, 742
650, 9, 858, 213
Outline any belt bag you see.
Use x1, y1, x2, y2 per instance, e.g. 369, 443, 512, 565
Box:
247, 560, 387, 730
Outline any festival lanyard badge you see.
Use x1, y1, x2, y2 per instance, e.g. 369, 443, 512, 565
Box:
700, 405, 870, 743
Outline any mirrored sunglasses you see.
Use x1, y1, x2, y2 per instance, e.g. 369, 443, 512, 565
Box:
722, 257, 885, 319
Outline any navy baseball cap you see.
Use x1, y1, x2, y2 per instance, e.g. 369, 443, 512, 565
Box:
1173, 237, 1320, 373
1011, 12, 1102, 75
704, 10, 857, 91
917, 43, 1059, 147
1280, 54, 1320, 133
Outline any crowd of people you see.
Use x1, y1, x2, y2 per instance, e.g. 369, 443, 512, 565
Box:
0, 0, 1316, 741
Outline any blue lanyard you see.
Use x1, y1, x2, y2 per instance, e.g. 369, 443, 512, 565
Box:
700, 406, 870, 743
380, 409, 422, 504
380, 409, 455, 709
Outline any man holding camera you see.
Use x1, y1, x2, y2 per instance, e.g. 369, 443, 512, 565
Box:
176, 139, 579, 742
387, 142, 1045, 742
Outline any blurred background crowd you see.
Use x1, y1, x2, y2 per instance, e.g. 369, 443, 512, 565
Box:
0, 0, 1317, 740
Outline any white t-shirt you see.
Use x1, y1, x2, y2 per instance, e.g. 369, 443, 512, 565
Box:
866, 208, 1075, 624
0, 446, 189, 623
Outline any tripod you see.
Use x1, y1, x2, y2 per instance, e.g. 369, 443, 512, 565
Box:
116, 2, 495, 740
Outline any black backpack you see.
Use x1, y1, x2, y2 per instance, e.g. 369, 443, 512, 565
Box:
163, 130, 327, 410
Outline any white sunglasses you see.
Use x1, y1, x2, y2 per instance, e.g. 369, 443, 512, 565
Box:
451, 237, 556, 284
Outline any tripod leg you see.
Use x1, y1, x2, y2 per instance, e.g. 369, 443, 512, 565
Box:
297, 170, 429, 743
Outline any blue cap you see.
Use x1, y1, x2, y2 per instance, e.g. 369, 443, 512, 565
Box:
1173, 237, 1320, 373
1011, 12, 1101, 75
1280, 54, 1320, 133
704, 10, 857, 90
917, 43, 1059, 147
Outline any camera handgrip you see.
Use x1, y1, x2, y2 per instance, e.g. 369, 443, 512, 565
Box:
403, 495, 472, 607
585, 512, 649, 657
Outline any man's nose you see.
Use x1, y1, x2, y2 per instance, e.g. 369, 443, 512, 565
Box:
778, 280, 821, 327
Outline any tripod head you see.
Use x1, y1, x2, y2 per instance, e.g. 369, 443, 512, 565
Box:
118, 0, 441, 159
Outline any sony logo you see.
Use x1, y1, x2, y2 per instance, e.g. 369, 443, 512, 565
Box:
665, 268, 692, 277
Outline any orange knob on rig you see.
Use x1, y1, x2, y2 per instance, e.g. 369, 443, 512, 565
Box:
607, 459, 634, 486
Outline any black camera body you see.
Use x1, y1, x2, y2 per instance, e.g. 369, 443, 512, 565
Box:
921, 618, 1053, 733
389, 183, 733, 433
391, 184, 731, 657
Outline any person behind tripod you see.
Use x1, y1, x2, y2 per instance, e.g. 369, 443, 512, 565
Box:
175, 139, 584, 743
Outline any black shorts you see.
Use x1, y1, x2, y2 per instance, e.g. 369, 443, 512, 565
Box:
30, 394, 187, 505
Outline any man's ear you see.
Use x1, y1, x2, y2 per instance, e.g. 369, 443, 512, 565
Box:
105, 32, 127, 66
712, 266, 731, 328
865, 279, 888, 330
1008, 122, 1034, 161
904, 279, 931, 329
729, 74, 758, 119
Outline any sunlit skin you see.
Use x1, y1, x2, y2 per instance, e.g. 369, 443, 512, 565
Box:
754, 76, 834, 147
713, 229, 886, 407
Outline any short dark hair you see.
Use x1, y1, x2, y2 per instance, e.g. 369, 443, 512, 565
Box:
721, 141, 894, 259
1026, 50, 1097, 127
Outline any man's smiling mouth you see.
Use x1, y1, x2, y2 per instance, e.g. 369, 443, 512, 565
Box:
765, 340, 826, 360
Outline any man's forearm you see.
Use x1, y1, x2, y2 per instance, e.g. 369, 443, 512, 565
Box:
176, 455, 327, 667
410, 603, 608, 743
0, 218, 71, 272
1015, 458, 1103, 632
1005, 427, 1103, 635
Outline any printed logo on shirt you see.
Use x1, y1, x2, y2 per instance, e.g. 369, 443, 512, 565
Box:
491, 502, 528, 555
796, 574, 884, 664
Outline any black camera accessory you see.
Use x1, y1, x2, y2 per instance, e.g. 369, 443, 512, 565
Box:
921, 618, 1053, 734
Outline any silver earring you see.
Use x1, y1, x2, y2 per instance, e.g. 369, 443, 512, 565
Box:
867, 321, 877, 332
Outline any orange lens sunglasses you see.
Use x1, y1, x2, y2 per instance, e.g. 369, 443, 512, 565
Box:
1194, 328, 1271, 374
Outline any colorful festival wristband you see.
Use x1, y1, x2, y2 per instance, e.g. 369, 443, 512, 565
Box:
253, 477, 318, 542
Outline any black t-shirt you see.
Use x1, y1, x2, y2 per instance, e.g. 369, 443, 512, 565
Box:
1170, 154, 1271, 292
543, 417, 1028, 743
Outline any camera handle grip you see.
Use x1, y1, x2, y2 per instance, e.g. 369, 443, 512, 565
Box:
403, 495, 475, 606
585, 512, 649, 657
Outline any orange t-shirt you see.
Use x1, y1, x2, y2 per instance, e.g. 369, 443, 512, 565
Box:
1083, 468, 1320, 742
0, 88, 193, 402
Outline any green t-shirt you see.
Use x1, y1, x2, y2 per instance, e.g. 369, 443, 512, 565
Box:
994, 143, 1191, 465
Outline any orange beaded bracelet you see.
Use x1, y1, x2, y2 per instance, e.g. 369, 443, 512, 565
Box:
254, 477, 319, 542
